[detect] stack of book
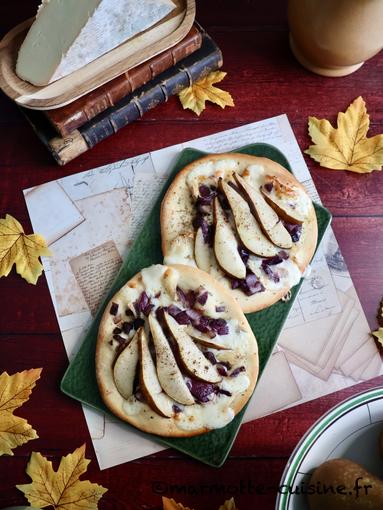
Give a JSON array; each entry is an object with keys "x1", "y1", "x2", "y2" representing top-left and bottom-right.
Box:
[{"x1": 22, "y1": 25, "x2": 223, "y2": 165}]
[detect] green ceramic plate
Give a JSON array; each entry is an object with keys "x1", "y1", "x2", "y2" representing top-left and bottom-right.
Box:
[{"x1": 61, "y1": 143, "x2": 332, "y2": 467}]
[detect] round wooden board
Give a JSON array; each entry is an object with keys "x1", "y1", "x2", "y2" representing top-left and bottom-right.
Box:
[{"x1": 0, "y1": 0, "x2": 195, "y2": 110}]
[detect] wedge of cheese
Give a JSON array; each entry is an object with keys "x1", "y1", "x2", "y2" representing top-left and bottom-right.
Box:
[{"x1": 16, "y1": 0, "x2": 176, "y2": 86}]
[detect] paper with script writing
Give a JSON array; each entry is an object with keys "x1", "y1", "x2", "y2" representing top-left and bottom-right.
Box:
[
  {"x1": 69, "y1": 241, "x2": 122, "y2": 317},
  {"x1": 24, "y1": 115, "x2": 382, "y2": 470}
]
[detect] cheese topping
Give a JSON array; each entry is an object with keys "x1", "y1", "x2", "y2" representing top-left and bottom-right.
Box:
[
  {"x1": 186, "y1": 158, "x2": 241, "y2": 198},
  {"x1": 247, "y1": 255, "x2": 302, "y2": 291},
  {"x1": 167, "y1": 161, "x2": 312, "y2": 297},
  {"x1": 164, "y1": 234, "x2": 196, "y2": 267},
  {"x1": 266, "y1": 185, "x2": 311, "y2": 219},
  {"x1": 103, "y1": 264, "x2": 255, "y2": 433},
  {"x1": 242, "y1": 164, "x2": 266, "y2": 188}
]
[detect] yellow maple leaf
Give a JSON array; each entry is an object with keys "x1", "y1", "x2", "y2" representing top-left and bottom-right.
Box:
[
  {"x1": 178, "y1": 71, "x2": 234, "y2": 116},
  {"x1": 0, "y1": 368, "x2": 42, "y2": 456},
  {"x1": 372, "y1": 327, "x2": 383, "y2": 347},
  {"x1": 0, "y1": 214, "x2": 52, "y2": 284},
  {"x1": 162, "y1": 497, "x2": 194, "y2": 510},
  {"x1": 305, "y1": 96, "x2": 383, "y2": 173},
  {"x1": 218, "y1": 498, "x2": 238, "y2": 510},
  {"x1": 17, "y1": 444, "x2": 108, "y2": 510}
]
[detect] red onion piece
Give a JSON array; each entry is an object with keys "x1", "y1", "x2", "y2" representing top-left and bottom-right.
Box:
[{"x1": 110, "y1": 302, "x2": 119, "y2": 315}]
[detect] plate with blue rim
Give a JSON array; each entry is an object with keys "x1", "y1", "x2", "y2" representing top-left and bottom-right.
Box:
[{"x1": 61, "y1": 143, "x2": 332, "y2": 467}]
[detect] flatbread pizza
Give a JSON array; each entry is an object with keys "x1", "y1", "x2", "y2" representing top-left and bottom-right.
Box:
[
  {"x1": 96, "y1": 264, "x2": 258, "y2": 437},
  {"x1": 161, "y1": 153, "x2": 318, "y2": 313}
]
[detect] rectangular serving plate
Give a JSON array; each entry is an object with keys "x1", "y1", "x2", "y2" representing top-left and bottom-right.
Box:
[{"x1": 61, "y1": 143, "x2": 332, "y2": 467}]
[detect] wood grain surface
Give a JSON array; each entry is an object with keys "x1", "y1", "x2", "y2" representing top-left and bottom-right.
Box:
[{"x1": 0, "y1": 1, "x2": 383, "y2": 509}]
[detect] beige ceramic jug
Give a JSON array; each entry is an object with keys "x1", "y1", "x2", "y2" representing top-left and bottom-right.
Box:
[{"x1": 288, "y1": 0, "x2": 383, "y2": 76}]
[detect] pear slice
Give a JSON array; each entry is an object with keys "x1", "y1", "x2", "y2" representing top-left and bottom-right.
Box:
[
  {"x1": 194, "y1": 227, "x2": 212, "y2": 272},
  {"x1": 138, "y1": 327, "x2": 174, "y2": 418},
  {"x1": 261, "y1": 181, "x2": 306, "y2": 224},
  {"x1": 165, "y1": 313, "x2": 222, "y2": 383},
  {"x1": 113, "y1": 331, "x2": 139, "y2": 399},
  {"x1": 220, "y1": 181, "x2": 279, "y2": 257},
  {"x1": 186, "y1": 327, "x2": 230, "y2": 350},
  {"x1": 148, "y1": 315, "x2": 194, "y2": 405},
  {"x1": 213, "y1": 197, "x2": 247, "y2": 279},
  {"x1": 234, "y1": 173, "x2": 292, "y2": 249}
]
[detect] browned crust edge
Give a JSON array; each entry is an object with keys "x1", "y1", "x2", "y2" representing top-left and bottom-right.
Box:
[
  {"x1": 96, "y1": 264, "x2": 259, "y2": 437},
  {"x1": 160, "y1": 153, "x2": 318, "y2": 313}
]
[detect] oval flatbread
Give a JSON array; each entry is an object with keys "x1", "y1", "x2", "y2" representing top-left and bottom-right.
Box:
[
  {"x1": 161, "y1": 153, "x2": 318, "y2": 313},
  {"x1": 96, "y1": 264, "x2": 258, "y2": 437}
]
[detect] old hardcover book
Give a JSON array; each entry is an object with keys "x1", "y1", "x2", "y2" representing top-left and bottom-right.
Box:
[
  {"x1": 46, "y1": 26, "x2": 202, "y2": 137},
  {"x1": 22, "y1": 33, "x2": 223, "y2": 165}
]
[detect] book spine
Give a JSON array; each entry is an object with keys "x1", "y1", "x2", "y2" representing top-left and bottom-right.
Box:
[
  {"x1": 81, "y1": 39, "x2": 223, "y2": 148},
  {"x1": 47, "y1": 35, "x2": 223, "y2": 165},
  {"x1": 46, "y1": 26, "x2": 202, "y2": 137}
]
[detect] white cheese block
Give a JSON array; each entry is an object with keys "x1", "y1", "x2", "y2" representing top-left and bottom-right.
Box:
[{"x1": 16, "y1": 0, "x2": 176, "y2": 86}]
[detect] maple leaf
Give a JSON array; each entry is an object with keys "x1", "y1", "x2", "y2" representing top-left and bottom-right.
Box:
[
  {"x1": 0, "y1": 214, "x2": 52, "y2": 284},
  {"x1": 372, "y1": 327, "x2": 383, "y2": 347},
  {"x1": 178, "y1": 71, "x2": 234, "y2": 116},
  {"x1": 162, "y1": 497, "x2": 194, "y2": 510},
  {"x1": 0, "y1": 368, "x2": 41, "y2": 456},
  {"x1": 17, "y1": 444, "x2": 108, "y2": 510},
  {"x1": 218, "y1": 498, "x2": 238, "y2": 510},
  {"x1": 305, "y1": 96, "x2": 383, "y2": 173}
]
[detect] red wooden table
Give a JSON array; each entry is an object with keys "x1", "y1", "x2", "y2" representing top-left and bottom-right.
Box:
[{"x1": 1, "y1": 1, "x2": 383, "y2": 509}]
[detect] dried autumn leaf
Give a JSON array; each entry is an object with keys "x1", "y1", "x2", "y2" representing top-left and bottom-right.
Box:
[
  {"x1": 0, "y1": 368, "x2": 41, "y2": 456},
  {"x1": 179, "y1": 71, "x2": 234, "y2": 116},
  {"x1": 162, "y1": 497, "x2": 194, "y2": 510},
  {"x1": 219, "y1": 498, "x2": 238, "y2": 510},
  {"x1": 17, "y1": 444, "x2": 107, "y2": 510},
  {"x1": 372, "y1": 327, "x2": 383, "y2": 347},
  {"x1": 305, "y1": 96, "x2": 383, "y2": 173},
  {"x1": 0, "y1": 214, "x2": 52, "y2": 284}
]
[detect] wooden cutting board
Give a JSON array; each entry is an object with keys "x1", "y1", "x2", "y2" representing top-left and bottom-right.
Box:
[{"x1": 0, "y1": 0, "x2": 195, "y2": 110}]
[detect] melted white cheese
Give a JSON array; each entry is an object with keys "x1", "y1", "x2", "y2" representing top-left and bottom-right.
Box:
[
  {"x1": 242, "y1": 164, "x2": 266, "y2": 188},
  {"x1": 186, "y1": 159, "x2": 241, "y2": 197},
  {"x1": 221, "y1": 373, "x2": 250, "y2": 394},
  {"x1": 122, "y1": 396, "x2": 143, "y2": 416},
  {"x1": 164, "y1": 235, "x2": 196, "y2": 267},
  {"x1": 248, "y1": 255, "x2": 302, "y2": 291},
  {"x1": 176, "y1": 400, "x2": 235, "y2": 430},
  {"x1": 141, "y1": 265, "x2": 167, "y2": 296},
  {"x1": 109, "y1": 264, "x2": 255, "y2": 432},
  {"x1": 266, "y1": 186, "x2": 311, "y2": 219},
  {"x1": 209, "y1": 320, "x2": 251, "y2": 353}
]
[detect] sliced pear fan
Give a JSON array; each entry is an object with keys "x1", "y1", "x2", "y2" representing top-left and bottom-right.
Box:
[
  {"x1": 220, "y1": 181, "x2": 279, "y2": 257},
  {"x1": 213, "y1": 197, "x2": 247, "y2": 279},
  {"x1": 148, "y1": 314, "x2": 195, "y2": 405},
  {"x1": 113, "y1": 331, "x2": 139, "y2": 399},
  {"x1": 233, "y1": 173, "x2": 292, "y2": 249},
  {"x1": 138, "y1": 327, "x2": 175, "y2": 418},
  {"x1": 165, "y1": 313, "x2": 222, "y2": 383}
]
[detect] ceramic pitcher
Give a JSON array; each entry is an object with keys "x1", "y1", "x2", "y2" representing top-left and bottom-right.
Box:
[{"x1": 288, "y1": 0, "x2": 383, "y2": 76}]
